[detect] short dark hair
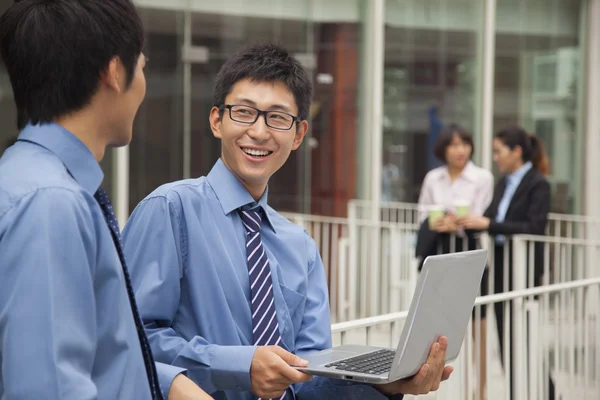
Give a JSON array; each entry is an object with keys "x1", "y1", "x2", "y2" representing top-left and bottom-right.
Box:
[
  {"x1": 213, "y1": 43, "x2": 313, "y2": 121},
  {"x1": 433, "y1": 123, "x2": 474, "y2": 163},
  {"x1": 0, "y1": 0, "x2": 144, "y2": 130}
]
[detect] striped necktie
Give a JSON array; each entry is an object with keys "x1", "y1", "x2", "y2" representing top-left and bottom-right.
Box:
[
  {"x1": 95, "y1": 188, "x2": 162, "y2": 400},
  {"x1": 239, "y1": 207, "x2": 288, "y2": 400}
]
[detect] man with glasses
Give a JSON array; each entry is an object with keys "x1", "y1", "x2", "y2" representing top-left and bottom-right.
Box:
[{"x1": 122, "y1": 43, "x2": 452, "y2": 400}]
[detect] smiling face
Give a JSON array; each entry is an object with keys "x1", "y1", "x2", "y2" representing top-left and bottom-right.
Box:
[{"x1": 209, "y1": 78, "x2": 308, "y2": 200}]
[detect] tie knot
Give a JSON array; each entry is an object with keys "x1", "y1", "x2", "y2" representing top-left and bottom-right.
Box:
[{"x1": 239, "y1": 207, "x2": 262, "y2": 233}]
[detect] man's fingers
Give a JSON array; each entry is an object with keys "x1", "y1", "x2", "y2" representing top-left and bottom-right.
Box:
[
  {"x1": 272, "y1": 346, "x2": 308, "y2": 367},
  {"x1": 278, "y1": 364, "x2": 313, "y2": 383},
  {"x1": 427, "y1": 342, "x2": 440, "y2": 361},
  {"x1": 266, "y1": 347, "x2": 312, "y2": 383},
  {"x1": 407, "y1": 363, "x2": 429, "y2": 388},
  {"x1": 437, "y1": 336, "x2": 449, "y2": 353},
  {"x1": 441, "y1": 366, "x2": 454, "y2": 381}
]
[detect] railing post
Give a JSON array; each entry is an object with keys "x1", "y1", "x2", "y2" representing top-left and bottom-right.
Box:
[
  {"x1": 348, "y1": 201, "x2": 359, "y2": 321},
  {"x1": 389, "y1": 225, "x2": 401, "y2": 313},
  {"x1": 527, "y1": 301, "x2": 540, "y2": 400},
  {"x1": 512, "y1": 236, "x2": 528, "y2": 400}
]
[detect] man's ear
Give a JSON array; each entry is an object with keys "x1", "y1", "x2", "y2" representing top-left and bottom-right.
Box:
[
  {"x1": 291, "y1": 120, "x2": 309, "y2": 151},
  {"x1": 100, "y1": 56, "x2": 122, "y2": 93},
  {"x1": 209, "y1": 106, "x2": 224, "y2": 139}
]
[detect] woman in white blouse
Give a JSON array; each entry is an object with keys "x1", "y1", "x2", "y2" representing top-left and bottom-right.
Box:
[
  {"x1": 417, "y1": 123, "x2": 493, "y2": 398},
  {"x1": 418, "y1": 124, "x2": 494, "y2": 227}
]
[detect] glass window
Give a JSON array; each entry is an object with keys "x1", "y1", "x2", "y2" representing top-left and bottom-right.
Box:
[
  {"x1": 174, "y1": 0, "x2": 366, "y2": 216},
  {"x1": 129, "y1": 6, "x2": 186, "y2": 209},
  {"x1": 383, "y1": 0, "x2": 484, "y2": 202},
  {"x1": 494, "y1": 0, "x2": 585, "y2": 213},
  {"x1": 0, "y1": 60, "x2": 18, "y2": 158},
  {"x1": 0, "y1": 0, "x2": 18, "y2": 157}
]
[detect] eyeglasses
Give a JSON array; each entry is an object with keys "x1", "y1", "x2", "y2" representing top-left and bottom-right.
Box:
[{"x1": 220, "y1": 104, "x2": 300, "y2": 131}]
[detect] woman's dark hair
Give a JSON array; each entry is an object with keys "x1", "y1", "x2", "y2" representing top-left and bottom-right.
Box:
[
  {"x1": 495, "y1": 125, "x2": 550, "y2": 175},
  {"x1": 433, "y1": 123, "x2": 474, "y2": 163}
]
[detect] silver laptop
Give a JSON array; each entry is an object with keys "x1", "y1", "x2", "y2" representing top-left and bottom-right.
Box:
[{"x1": 296, "y1": 249, "x2": 487, "y2": 384}]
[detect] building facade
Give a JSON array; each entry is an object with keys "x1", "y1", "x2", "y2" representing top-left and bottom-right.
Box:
[{"x1": 1, "y1": 0, "x2": 598, "y2": 224}]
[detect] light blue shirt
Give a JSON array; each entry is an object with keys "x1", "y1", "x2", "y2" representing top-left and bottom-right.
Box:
[
  {"x1": 495, "y1": 161, "x2": 533, "y2": 243},
  {"x1": 122, "y1": 159, "x2": 394, "y2": 400},
  {"x1": 0, "y1": 123, "x2": 183, "y2": 399}
]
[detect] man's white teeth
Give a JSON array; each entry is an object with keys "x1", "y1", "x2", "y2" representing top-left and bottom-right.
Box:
[{"x1": 243, "y1": 148, "x2": 270, "y2": 156}]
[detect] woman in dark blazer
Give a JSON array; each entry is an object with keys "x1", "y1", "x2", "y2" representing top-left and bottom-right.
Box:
[{"x1": 457, "y1": 125, "x2": 552, "y2": 399}]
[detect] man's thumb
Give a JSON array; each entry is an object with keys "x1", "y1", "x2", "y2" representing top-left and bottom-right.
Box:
[{"x1": 273, "y1": 347, "x2": 309, "y2": 367}]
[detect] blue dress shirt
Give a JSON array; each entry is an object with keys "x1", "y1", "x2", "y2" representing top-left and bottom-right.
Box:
[
  {"x1": 0, "y1": 123, "x2": 183, "y2": 399},
  {"x1": 495, "y1": 161, "x2": 533, "y2": 243},
  {"x1": 123, "y1": 159, "x2": 396, "y2": 400}
]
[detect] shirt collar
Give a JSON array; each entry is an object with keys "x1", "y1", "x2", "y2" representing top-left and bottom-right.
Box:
[
  {"x1": 17, "y1": 123, "x2": 104, "y2": 195},
  {"x1": 508, "y1": 161, "x2": 533, "y2": 184},
  {"x1": 439, "y1": 161, "x2": 477, "y2": 182},
  {"x1": 206, "y1": 158, "x2": 276, "y2": 233}
]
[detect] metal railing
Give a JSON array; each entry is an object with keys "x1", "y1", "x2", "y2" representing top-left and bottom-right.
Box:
[
  {"x1": 281, "y1": 210, "x2": 600, "y2": 322},
  {"x1": 281, "y1": 212, "x2": 418, "y2": 322},
  {"x1": 330, "y1": 277, "x2": 600, "y2": 400},
  {"x1": 281, "y1": 203, "x2": 600, "y2": 399},
  {"x1": 348, "y1": 199, "x2": 600, "y2": 242}
]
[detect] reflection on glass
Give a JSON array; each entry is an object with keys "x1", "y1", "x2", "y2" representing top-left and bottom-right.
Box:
[
  {"x1": 129, "y1": 7, "x2": 185, "y2": 210},
  {"x1": 494, "y1": 0, "x2": 584, "y2": 213},
  {"x1": 0, "y1": 63, "x2": 18, "y2": 159},
  {"x1": 186, "y1": 3, "x2": 365, "y2": 216},
  {"x1": 383, "y1": 0, "x2": 483, "y2": 203}
]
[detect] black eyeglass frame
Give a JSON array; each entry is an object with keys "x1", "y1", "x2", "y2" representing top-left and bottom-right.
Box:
[{"x1": 219, "y1": 104, "x2": 301, "y2": 131}]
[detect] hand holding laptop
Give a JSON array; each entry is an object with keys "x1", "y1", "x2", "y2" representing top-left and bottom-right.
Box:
[
  {"x1": 250, "y1": 346, "x2": 312, "y2": 399},
  {"x1": 376, "y1": 336, "x2": 453, "y2": 396}
]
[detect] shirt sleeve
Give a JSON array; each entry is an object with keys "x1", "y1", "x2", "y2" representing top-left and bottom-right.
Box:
[
  {"x1": 418, "y1": 172, "x2": 434, "y2": 223},
  {"x1": 122, "y1": 196, "x2": 257, "y2": 395},
  {"x1": 0, "y1": 189, "x2": 98, "y2": 399}
]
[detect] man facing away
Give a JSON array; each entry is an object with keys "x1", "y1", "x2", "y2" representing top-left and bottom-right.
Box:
[
  {"x1": 0, "y1": 1, "x2": 212, "y2": 399},
  {"x1": 122, "y1": 43, "x2": 453, "y2": 400}
]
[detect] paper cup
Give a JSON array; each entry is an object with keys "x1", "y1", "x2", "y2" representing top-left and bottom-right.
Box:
[
  {"x1": 428, "y1": 206, "x2": 444, "y2": 229},
  {"x1": 454, "y1": 201, "x2": 470, "y2": 217}
]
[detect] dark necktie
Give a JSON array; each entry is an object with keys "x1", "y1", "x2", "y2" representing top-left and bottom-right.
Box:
[
  {"x1": 239, "y1": 207, "x2": 288, "y2": 400},
  {"x1": 95, "y1": 188, "x2": 162, "y2": 400}
]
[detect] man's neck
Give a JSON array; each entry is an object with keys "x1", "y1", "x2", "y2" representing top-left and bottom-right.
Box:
[
  {"x1": 54, "y1": 111, "x2": 107, "y2": 162},
  {"x1": 244, "y1": 181, "x2": 267, "y2": 202}
]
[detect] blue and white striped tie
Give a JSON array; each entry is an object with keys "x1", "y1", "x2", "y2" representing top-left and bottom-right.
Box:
[{"x1": 239, "y1": 207, "x2": 288, "y2": 400}]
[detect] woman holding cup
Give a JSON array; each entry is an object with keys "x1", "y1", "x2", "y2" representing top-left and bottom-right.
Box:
[
  {"x1": 417, "y1": 123, "x2": 494, "y2": 250},
  {"x1": 417, "y1": 123, "x2": 494, "y2": 399}
]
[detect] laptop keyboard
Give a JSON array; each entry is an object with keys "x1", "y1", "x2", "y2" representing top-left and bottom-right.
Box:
[{"x1": 325, "y1": 349, "x2": 395, "y2": 375}]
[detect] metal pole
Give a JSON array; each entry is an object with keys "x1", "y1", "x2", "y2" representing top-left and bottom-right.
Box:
[
  {"x1": 114, "y1": 146, "x2": 130, "y2": 227},
  {"x1": 182, "y1": 5, "x2": 192, "y2": 179},
  {"x1": 367, "y1": 0, "x2": 385, "y2": 317},
  {"x1": 585, "y1": 0, "x2": 600, "y2": 277},
  {"x1": 369, "y1": 0, "x2": 384, "y2": 219},
  {"x1": 481, "y1": 0, "x2": 496, "y2": 171}
]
